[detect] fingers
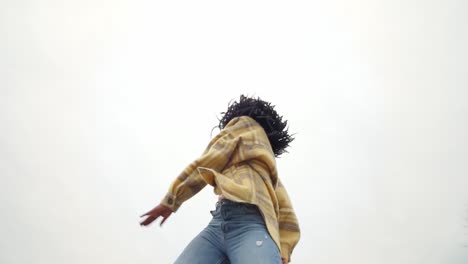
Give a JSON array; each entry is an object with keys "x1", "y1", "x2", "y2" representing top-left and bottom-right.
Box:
[
  {"x1": 140, "y1": 214, "x2": 170, "y2": 227},
  {"x1": 140, "y1": 204, "x2": 172, "y2": 227},
  {"x1": 140, "y1": 209, "x2": 155, "y2": 218},
  {"x1": 160, "y1": 215, "x2": 170, "y2": 226},
  {"x1": 140, "y1": 212, "x2": 149, "y2": 218},
  {"x1": 140, "y1": 214, "x2": 159, "y2": 226}
]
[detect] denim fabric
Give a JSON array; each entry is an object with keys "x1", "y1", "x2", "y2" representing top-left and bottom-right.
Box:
[{"x1": 174, "y1": 199, "x2": 282, "y2": 264}]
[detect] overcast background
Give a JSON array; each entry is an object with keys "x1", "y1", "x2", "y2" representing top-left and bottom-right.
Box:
[{"x1": 1, "y1": 1, "x2": 467, "y2": 263}]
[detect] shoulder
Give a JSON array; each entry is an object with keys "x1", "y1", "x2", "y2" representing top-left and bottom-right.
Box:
[
  {"x1": 225, "y1": 115, "x2": 260, "y2": 128},
  {"x1": 222, "y1": 116, "x2": 266, "y2": 138}
]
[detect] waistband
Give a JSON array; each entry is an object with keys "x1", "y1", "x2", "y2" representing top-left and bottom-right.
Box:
[{"x1": 216, "y1": 199, "x2": 258, "y2": 209}]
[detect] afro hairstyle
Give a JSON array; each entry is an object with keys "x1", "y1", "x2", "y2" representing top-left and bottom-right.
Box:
[{"x1": 218, "y1": 95, "x2": 294, "y2": 157}]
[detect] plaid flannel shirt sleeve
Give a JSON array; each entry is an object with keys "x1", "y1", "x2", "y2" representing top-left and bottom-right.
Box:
[
  {"x1": 276, "y1": 178, "x2": 301, "y2": 262},
  {"x1": 160, "y1": 125, "x2": 240, "y2": 212}
]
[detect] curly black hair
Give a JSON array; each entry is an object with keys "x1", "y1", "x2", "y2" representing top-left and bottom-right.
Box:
[{"x1": 218, "y1": 95, "x2": 294, "y2": 157}]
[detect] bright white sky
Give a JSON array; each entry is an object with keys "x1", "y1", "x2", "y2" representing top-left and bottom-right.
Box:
[{"x1": 1, "y1": 1, "x2": 467, "y2": 263}]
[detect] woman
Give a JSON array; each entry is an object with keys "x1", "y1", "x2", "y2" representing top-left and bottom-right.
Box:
[{"x1": 140, "y1": 95, "x2": 300, "y2": 263}]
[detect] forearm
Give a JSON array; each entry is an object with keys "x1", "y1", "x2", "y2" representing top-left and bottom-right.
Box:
[
  {"x1": 160, "y1": 127, "x2": 239, "y2": 212},
  {"x1": 160, "y1": 171, "x2": 207, "y2": 212}
]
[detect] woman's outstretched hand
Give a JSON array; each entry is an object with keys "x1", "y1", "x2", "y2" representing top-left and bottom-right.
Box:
[{"x1": 140, "y1": 204, "x2": 173, "y2": 226}]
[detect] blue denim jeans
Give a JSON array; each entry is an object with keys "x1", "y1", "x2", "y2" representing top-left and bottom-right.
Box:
[{"x1": 174, "y1": 199, "x2": 282, "y2": 264}]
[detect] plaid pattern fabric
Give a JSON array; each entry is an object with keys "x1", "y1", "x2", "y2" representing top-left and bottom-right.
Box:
[{"x1": 160, "y1": 116, "x2": 300, "y2": 261}]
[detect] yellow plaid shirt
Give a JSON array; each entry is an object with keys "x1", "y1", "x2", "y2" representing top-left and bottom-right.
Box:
[{"x1": 160, "y1": 116, "x2": 300, "y2": 261}]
